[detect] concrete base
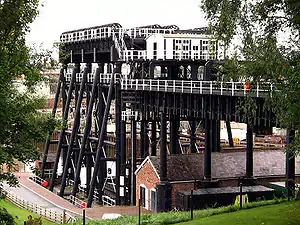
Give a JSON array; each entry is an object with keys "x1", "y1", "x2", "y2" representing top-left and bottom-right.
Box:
[{"x1": 156, "y1": 181, "x2": 172, "y2": 213}]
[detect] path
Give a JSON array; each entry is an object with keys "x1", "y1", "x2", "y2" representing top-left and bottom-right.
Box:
[
  {"x1": 14, "y1": 172, "x2": 149, "y2": 220},
  {"x1": 2, "y1": 182, "x2": 63, "y2": 215}
]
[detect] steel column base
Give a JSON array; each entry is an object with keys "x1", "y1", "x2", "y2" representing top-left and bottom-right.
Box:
[
  {"x1": 156, "y1": 181, "x2": 172, "y2": 213},
  {"x1": 199, "y1": 179, "x2": 219, "y2": 188},
  {"x1": 240, "y1": 177, "x2": 257, "y2": 186}
]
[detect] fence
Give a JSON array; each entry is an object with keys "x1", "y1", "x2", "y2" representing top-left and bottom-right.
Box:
[{"x1": 1, "y1": 189, "x2": 74, "y2": 224}]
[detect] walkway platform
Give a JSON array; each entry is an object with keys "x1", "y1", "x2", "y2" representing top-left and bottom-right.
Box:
[{"x1": 15, "y1": 173, "x2": 149, "y2": 220}]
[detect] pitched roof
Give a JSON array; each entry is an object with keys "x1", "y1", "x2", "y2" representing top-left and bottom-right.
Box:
[{"x1": 139, "y1": 150, "x2": 300, "y2": 182}]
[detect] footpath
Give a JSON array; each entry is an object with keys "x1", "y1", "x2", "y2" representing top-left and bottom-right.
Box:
[{"x1": 15, "y1": 172, "x2": 147, "y2": 220}]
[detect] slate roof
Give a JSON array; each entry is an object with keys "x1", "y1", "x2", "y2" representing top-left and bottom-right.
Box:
[{"x1": 146, "y1": 150, "x2": 300, "y2": 182}]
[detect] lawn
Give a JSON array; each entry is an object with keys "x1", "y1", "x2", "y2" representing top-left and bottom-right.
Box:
[
  {"x1": 0, "y1": 199, "x2": 56, "y2": 225},
  {"x1": 179, "y1": 200, "x2": 300, "y2": 225}
]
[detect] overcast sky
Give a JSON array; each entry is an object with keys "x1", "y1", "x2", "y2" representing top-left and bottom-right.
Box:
[{"x1": 27, "y1": 0, "x2": 207, "y2": 52}]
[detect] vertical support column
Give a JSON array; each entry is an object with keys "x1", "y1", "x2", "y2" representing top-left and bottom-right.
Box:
[
  {"x1": 115, "y1": 68, "x2": 122, "y2": 206},
  {"x1": 246, "y1": 123, "x2": 253, "y2": 179},
  {"x1": 140, "y1": 120, "x2": 148, "y2": 159},
  {"x1": 215, "y1": 120, "x2": 221, "y2": 152},
  {"x1": 130, "y1": 120, "x2": 137, "y2": 205},
  {"x1": 156, "y1": 112, "x2": 171, "y2": 212},
  {"x1": 226, "y1": 120, "x2": 234, "y2": 147},
  {"x1": 170, "y1": 120, "x2": 179, "y2": 154},
  {"x1": 140, "y1": 121, "x2": 145, "y2": 159},
  {"x1": 204, "y1": 117, "x2": 211, "y2": 180},
  {"x1": 190, "y1": 121, "x2": 197, "y2": 153},
  {"x1": 191, "y1": 64, "x2": 198, "y2": 80},
  {"x1": 151, "y1": 121, "x2": 157, "y2": 156},
  {"x1": 286, "y1": 129, "x2": 295, "y2": 197},
  {"x1": 211, "y1": 120, "x2": 221, "y2": 152},
  {"x1": 96, "y1": 63, "x2": 105, "y2": 203},
  {"x1": 120, "y1": 103, "x2": 126, "y2": 205}
]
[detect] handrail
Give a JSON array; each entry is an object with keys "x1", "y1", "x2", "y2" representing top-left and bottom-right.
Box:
[
  {"x1": 120, "y1": 79, "x2": 273, "y2": 97},
  {"x1": 1, "y1": 188, "x2": 77, "y2": 224},
  {"x1": 64, "y1": 71, "x2": 274, "y2": 97}
]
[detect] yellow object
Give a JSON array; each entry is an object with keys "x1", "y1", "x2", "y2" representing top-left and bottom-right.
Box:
[
  {"x1": 233, "y1": 137, "x2": 239, "y2": 144},
  {"x1": 234, "y1": 194, "x2": 249, "y2": 206}
]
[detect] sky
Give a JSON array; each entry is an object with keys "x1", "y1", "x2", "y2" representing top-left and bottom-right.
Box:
[{"x1": 27, "y1": 0, "x2": 207, "y2": 55}]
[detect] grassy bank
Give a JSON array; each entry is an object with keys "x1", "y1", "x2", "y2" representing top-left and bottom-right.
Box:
[
  {"x1": 0, "y1": 199, "x2": 56, "y2": 225},
  {"x1": 74, "y1": 198, "x2": 290, "y2": 225},
  {"x1": 179, "y1": 200, "x2": 300, "y2": 225}
]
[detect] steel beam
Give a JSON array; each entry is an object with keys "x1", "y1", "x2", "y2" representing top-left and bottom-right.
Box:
[
  {"x1": 130, "y1": 120, "x2": 137, "y2": 205},
  {"x1": 156, "y1": 112, "x2": 171, "y2": 212},
  {"x1": 59, "y1": 66, "x2": 88, "y2": 196},
  {"x1": 151, "y1": 121, "x2": 157, "y2": 156},
  {"x1": 86, "y1": 71, "x2": 115, "y2": 208},
  {"x1": 226, "y1": 120, "x2": 234, "y2": 147},
  {"x1": 49, "y1": 66, "x2": 77, "y2": 191},
  {"x1": 246, "y1": 123, "x2": 253, "y2": 178},
  {"x1": 170, "y1": 120, "x2": 179, "y2": 154},
  {"x1": 71, "y1": 67, "x2": 100, "y2": 197}
]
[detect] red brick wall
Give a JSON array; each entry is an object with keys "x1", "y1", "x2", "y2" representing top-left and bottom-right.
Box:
[{"x1": 136, "y1": 161, "x2": 159, "y2": 209}]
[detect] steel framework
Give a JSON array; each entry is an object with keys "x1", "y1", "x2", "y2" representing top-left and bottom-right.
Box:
[{"x1": 40, "y1": 27, "x2": 295, "y2": 212}]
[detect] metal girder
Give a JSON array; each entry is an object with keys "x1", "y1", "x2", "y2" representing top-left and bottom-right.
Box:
[
  {"x1": 59, "y1": 66, "x2": 89, "y2": 197},
  {"x1": 86, "y1": 71, "x2": 116, "y2": 207},
  {"x1": 49, "y1": 66, "x2": 78, "y2": 191}
]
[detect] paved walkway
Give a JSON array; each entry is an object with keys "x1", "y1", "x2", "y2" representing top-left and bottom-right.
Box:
[
  {"x1": 2, "y1": 182, "x2": 63, "y2": 215},
  {"x1": 15, "y1": 172, "x2": 149, "y2": 220}
]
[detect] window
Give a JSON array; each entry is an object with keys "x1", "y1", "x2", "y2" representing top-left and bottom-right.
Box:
[
  {"x1": 150, "y1": 189, "x2": 157, "y2": 211},
  {"x1": 140, "y1": 185, "x2": 146, "y2": 208},
  {"x1": 153, "y1": 42, "x2": 157, "y2": 60}
]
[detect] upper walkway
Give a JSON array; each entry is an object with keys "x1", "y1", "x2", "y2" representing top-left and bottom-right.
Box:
[{"x1": 64, "y1": 72, "x2": 273, "y2": 98}]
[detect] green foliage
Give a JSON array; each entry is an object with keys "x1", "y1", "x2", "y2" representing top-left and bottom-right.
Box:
[
  {"x1": 0, "y1": 207, "x2": 15, "y2": 225},
  {"x1": 0, "y1": 0, "x2": 59, "y2": 186},
  {"x1": 70, "y1": 199, "x2": 287, "y2": 225},
  {"x1": 201, "y1": 0, "x2": 300, "y2": 155}
]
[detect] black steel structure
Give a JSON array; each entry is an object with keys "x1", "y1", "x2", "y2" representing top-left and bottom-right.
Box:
[{"x1": 41, "y1": 23, "x2": 295, "y2": 211}]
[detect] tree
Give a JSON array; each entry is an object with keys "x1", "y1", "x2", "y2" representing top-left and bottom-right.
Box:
[
  {"x1": 200, "y1": 0, "x2": 300, "y2": 155},
  {"x1": 0, "y1": 0, "x2": 57, "y2": 188}
]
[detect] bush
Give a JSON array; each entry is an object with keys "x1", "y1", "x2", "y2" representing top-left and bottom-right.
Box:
[{"x1": 0, "y1": 207, "x2": 15, "y2": 225}]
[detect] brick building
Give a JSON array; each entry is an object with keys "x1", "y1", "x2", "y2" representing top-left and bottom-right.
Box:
[{"x1": 135, "y1": 149, "x2": 300, "y2": 211}]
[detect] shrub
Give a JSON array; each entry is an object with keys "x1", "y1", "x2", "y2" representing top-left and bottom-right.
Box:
[{"x1": 0, "y1": 207, "x2": 15, "y2": 225}]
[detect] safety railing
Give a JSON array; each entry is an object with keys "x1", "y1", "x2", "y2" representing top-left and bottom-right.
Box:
[
  {"x1": 121, "y1": 50, "x2": 147, "y2": 61},
  {"x1": 1, "y1": 189, "x2": 76, "y2": 224},
  {"x1": 30, "y1": 175, "x2": 48, "y2": 186},
  {"x1": 102, "y1": 195, "x2": 116, "y2": 206},
  {"x1": 66, "y1": 179, "x2": 86, "y2": 194},
  {"x1": 69, "y1": 195, "x2": 87, "y2": 208},
  {"x1": 120, "y1": 79, "x2": 273, "y2": 97}
]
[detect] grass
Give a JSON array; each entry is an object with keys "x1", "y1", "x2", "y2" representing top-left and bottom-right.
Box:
[
  {"x1": 0, "y1": 199, "x2": 56, "y2": 225},
  {"x1": 71, "y1": 198, "x2": 293, "y2": 225},
  {"x1": 179, "y1": 200, "x2": 300, "y2": 225}
]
